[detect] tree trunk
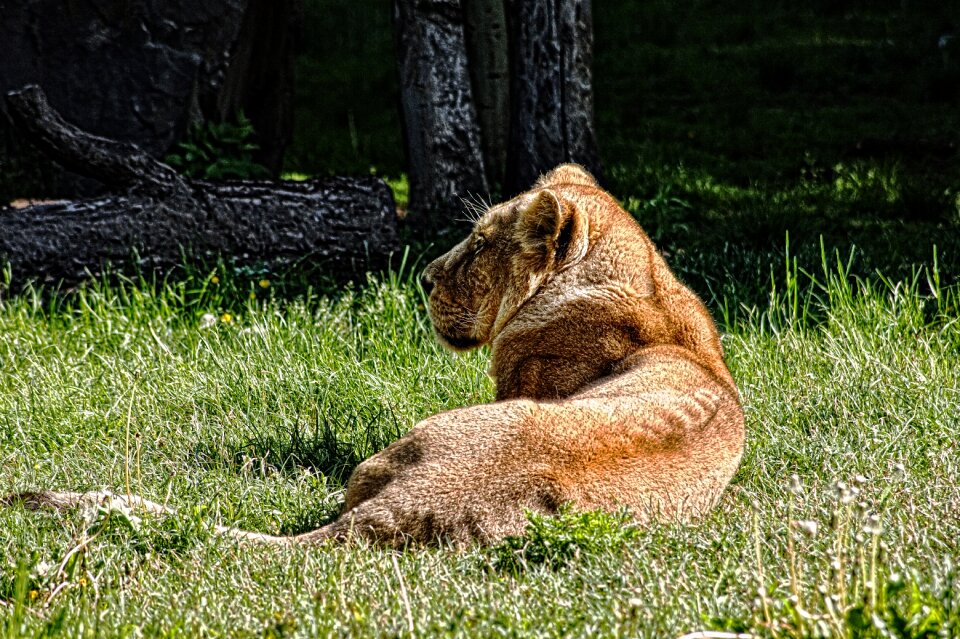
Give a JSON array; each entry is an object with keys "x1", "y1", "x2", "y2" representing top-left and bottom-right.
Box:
[
  {"x1": 0, "y1": 86, "x2": 398, "y2": 291},
  {"x1": 0, "y1": 0, "x2": 298, "y2": 202},
  {"x1": 216, "y1": 0, "x2": 303, "y2": 174},
  {"x1": 505, "y1": 0, "x2": 602, "y2": 196},
  {"x1": 0, "y1": 0, "x2": 245, "y2": 197},
  {"x1": 394, "y1": 0, "x2": 489, "y2": 233},
  {"x1": 464, "y1": 0, "x2": 510, "y2": 194}
]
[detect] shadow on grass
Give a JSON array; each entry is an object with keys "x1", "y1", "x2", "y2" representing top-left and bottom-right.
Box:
[{"x1": 190, "y1": 403, "x2": 404, "y2": 487}]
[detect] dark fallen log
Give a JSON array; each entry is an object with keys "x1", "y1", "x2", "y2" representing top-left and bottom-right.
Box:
[{"x1": 0, "y1": 85, "x2": 399, "y2": 290}]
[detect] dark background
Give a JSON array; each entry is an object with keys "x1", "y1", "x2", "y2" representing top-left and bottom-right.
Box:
[
  {"x1": 3, "y1": 0, "x2": 959, "y2": 307},
  {"x1": 291, "y1": 0, "x2": 960, "y2": 305}
]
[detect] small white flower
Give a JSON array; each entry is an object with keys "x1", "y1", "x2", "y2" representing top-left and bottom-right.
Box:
[
  {"x1": 796, "y1": 520, "x2": 818, "y2": 537},
  {"x1": 788, "y1": 474, "x2": 802, "y2": 494},
  {"x1": 834, "y1": 480, "x2": 855, "y2": 504},
  {"x1": 199, "y1": 313, "x2": 217, "y2": 329},
  {"x1": 863, "y1": 513, "x2": 883, "y2": 535},
  {"x1": 32, "y1": 560, "x2": 53, "y2": 577}
]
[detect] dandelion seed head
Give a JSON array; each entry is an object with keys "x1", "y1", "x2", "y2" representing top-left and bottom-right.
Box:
[
  {"x1": 864, "y1": 513, "x2": 883, "y2": 535},
  {"x1": 789, "y1": 474, "x2": 802, "y2": 494}
]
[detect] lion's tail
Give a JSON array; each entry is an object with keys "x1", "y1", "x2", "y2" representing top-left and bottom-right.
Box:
[
  {"x1": 3, "y1": 490, "x2": 343, "y2": 545},
  {"x1": 3, "y1": 490, "x2": 177, "y2": 514}
]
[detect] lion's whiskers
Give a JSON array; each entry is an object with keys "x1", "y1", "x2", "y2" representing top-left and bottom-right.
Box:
[{"x1": 458, "y1": 192, "x2": 492, "y2": 225}]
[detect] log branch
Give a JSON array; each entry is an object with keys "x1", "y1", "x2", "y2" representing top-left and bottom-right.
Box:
[
  {"x1": 5, "y1": 85, "x2": 188, "y2": 197},
  {"x1": 1, "y1": 86, "x2": 399, "y2": 290}
]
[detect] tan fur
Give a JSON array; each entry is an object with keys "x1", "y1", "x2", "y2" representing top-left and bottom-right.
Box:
[{"x1": 6, "y1": 165, "x2": 744, "y2": 547}]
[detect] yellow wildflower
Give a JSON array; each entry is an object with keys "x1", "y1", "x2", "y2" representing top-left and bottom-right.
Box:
[
  {"x1": 221, "y1": 313, "x2": 233, "y2": 323},
  {"x1": 258, "y1": 279, "x2": 270, "y2": 288}
]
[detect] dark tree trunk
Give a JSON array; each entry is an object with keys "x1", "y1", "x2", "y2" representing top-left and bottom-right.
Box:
[
  {"x1": 0, "y1": 86, "x2": 398, "y2": 291},
  {"x1": 394, "y1": 0, "x2": 489, "y2": 232},
  {"x1": 216, "y1": 0, "x2": 303, "y2": 174},
  {"x1": 394, "y1": 0, "x2": 601, "y2": 228},
  {"x1": 505, "y1": 0, "x2": 602, "y2": 196},
  {"x1": 464, "y1": 0, "x2": 510, "y2": 193},
  {"x1": 0, "y1": 0, "x2": 297, "y2": 201},
  {"x1": 0, "y1": 0, "x2": 245, "y2": 198}
]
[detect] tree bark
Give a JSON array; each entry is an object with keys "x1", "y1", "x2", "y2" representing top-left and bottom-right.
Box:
[
  {"x1": 394, "y1": 0, "x2": 489, "y2": 232},
  {"x1": 216, "y1": 0, "x2": 303, "y2": 174},
  {"x1": 505, "y1": 0, "x2": 602, "y2": 196},
  {"x1": 0, "y1": 0, "x2": 300, "y2": 201},
  {"x1": 0, "y1": 86, "x2": 399, "y2": 291},
  {"x1": 0, "y1": 0, "x2": 247, "y2": 198},
  {"x1": 464, "y1": 0, "x2": 510, "y2": 193}
]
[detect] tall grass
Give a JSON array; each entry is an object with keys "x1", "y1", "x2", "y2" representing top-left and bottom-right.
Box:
[{"x1": 1, "y1": 244, "x2": 958, "y2": 637}]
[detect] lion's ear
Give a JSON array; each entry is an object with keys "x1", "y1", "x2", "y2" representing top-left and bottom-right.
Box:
[{"x1": 517, "y1": 189, "x2": 589, "y2": 270}]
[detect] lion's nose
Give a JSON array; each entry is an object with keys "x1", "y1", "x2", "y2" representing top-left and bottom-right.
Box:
[{"x1": 420, "y1": 273, "x2": 435, "y2": 295}]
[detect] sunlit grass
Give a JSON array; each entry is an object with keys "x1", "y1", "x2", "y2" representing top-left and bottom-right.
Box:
[
  {"x1": 4, "y1": 2, "x2": 959, "y2": 632},
  {"x1": 1, "y1": 242, "x2": 958, "y2": 637}
]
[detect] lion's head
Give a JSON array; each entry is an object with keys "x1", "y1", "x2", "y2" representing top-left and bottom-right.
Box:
[{"x1": 421, "y1": 165, "x2": 596, "y2": 351}]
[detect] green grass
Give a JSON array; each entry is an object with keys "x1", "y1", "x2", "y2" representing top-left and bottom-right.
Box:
[
  {"x1": 1, "y1": 238, "x2": 958, "y2": 637},
  {"x1": 4, "y1": 3, "x2": 959, "y2": 634}
]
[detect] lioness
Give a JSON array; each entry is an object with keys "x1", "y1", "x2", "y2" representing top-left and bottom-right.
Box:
[{"x1": 8, "y1": 165, "x2": 744, "y2": 547}]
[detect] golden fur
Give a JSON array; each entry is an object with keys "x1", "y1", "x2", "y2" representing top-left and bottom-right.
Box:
[{"x1": 7, "y1": 165, "x2": 744, "y2": 547}]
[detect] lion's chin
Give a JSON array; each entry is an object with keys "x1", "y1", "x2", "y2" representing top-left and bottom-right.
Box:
[{"x1": 436, "y1": 331, "x2": 482, "y2": 351}]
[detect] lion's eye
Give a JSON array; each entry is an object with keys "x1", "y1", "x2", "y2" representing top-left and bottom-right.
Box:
[{"x1": 473, "y1": 235, "x2": 486, "y2": 252}]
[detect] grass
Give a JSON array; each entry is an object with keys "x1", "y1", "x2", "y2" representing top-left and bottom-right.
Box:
[
  {"x1": 1, "y1": 236, "x2": 958, "y2": 637},
  {"x1": 3, "y1": 3, "x2": 960, "y2": 635}
]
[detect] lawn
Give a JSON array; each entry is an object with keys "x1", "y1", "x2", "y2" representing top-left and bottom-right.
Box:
[
  {"x1": 4, "y1": 1, "x2": 960, "y2": 636},
  {"x1": 1, "y1": 235, "x2": 958, "y2": 637}
]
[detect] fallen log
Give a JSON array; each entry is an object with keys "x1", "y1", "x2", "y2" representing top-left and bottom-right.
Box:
[{"x1": 0, "y1": 85, "x2": 399, "y2": 290}]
